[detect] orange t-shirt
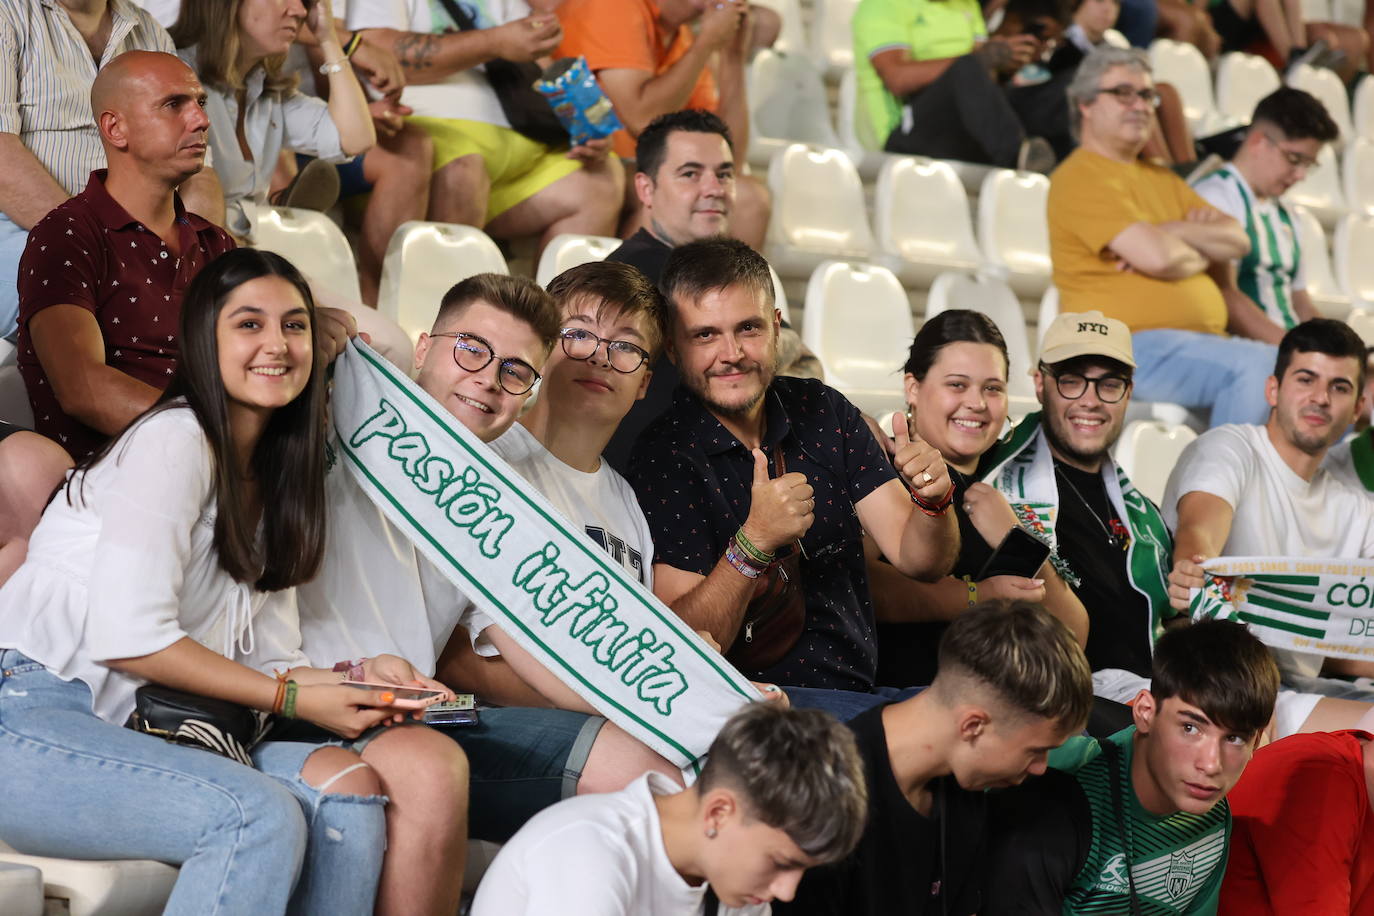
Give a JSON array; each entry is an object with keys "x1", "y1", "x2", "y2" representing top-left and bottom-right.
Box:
[
  {"x1": 556, "y1": 0, "x2": 719, "y2": 158},
  {"x1": 1048, "y1": 148, "x2": 1229, "y2": 335}
]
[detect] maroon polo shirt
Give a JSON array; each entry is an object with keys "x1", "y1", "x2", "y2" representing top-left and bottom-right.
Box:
[{"x1": 16, "y1": 170, "x2": 235, "y2": 458}]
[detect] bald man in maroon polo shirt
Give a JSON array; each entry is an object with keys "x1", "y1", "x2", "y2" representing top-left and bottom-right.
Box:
[{"x1": 14, "y1": 50, "x2": 233, "y2": 459}]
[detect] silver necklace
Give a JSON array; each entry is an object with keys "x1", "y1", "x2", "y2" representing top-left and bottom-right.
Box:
[{"x1": 1054, "y1": 465, "x2": 1125, "y2": 550}]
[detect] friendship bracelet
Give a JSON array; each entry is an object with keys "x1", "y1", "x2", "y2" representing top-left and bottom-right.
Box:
[
  {"x1": 733, "y1": 528, "x2": 775, "y2": 565},
  {"x1": 724, "y1": 541, "x2": 766, "y2": 579},
  {"x1": 282, "y1": 681, "x2": 299, "y2": 719},
  {"x1": 342, "y1": 31, "x2": 363, "y2": 58},
  {"x1": 910, "y1": 484, "x2": 955, "y2": 517},
  {"x1": 962, "y1": 575, "x2": 979, "y2": 607},
  {"x1": 272, "y1": 679, "x2": 288, "y2": 715}
]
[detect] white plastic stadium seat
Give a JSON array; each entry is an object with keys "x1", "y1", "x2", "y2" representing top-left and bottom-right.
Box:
[
  {"x1": 1215, "y1": 53, "x2": 1282, "y2": 126},
  {"x1": 976, "y1": 169, "x2": 1052, "y2": 297},
  {"x1": 1329, "y1": 0, "x2": 1364, "y2": 25},
  {"x1": 769, "y1": 264, "x2": 793, "y2": 327},
  {"x1": 765, "y1": 144, "x2": 875, "y2": 279},
  {"x1": 800, "y1": 261, "x2": 913, "y2": 414},
  {"x1": 378, "y1": 221, "x2": 509, "y2": 343},
  {"x1": 1348, "y1": 307, "x2": 1374, "y2": 344},
  {"x1": 1148, "y1": 39, "x2": 1217, "y2": 133},
  {"x1": 1354, "y1": 77, "x2": 1374, "y2": 142},
  {"x1": 534, "y1": 234, "x2": 622, "y2": 287},
  {"x1": 0, "y1": 861, "x2": 42, "y2": 916},
  {"x1": 1112, "y1": 420, "x2": 1198, "y2": 505},
  {"x1": 0, "y1": 338, "x2": 31, "y2": 428},
  {"x1": 1300, "y1": 0, "x2": 1332, "y2": 23},
  {"x1": 808, "y1": 0, "x2": 857, "y2": 80},
  {"x1": 0, "y1": 840, "x2": 176, "y2": 916},
  {"x1": 1293, "y1": 204, "x2": 1353, "y2": 317},
  {"x1": 835, "y1": 67, "x2": 887, "y2": 179},
  {"x1": 249, "y1": 204, "x2": 362, "y2": 306},
  {"x1": 747, "y1": 51, "x2": 843, "y2": 168},
  {"x1": 1334, "y1": 212, "x2": 1374, "y2": 306},
  {"x1": 924, "y1": 271, "x2": 1036, "y2": 401},
  {"x1": 1037, "y1": 285, "x2": 1060, "y2": 350},
  {"x1": 872, "y1": 157, "x2": 982, "y2": 287},
  {"x1": 1288, "y1": 63, "x2": 1353, "y2": 148},
  {"x1": 1342, "y1": 136, "x2": 1374, "y2": 215},
  {"x1": 1285, "y1": 143, "x2": 1347, "y2": 228}
]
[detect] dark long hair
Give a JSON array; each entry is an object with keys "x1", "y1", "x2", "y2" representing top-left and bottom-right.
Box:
[
  {"x1": 903, "y1": 309, "x2": 1010, "y2": 381},
  {"x1": 70, "y1": 249, "x2": 328, "y2": 591}
]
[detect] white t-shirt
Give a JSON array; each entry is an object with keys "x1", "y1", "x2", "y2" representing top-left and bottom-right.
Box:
[
  {"x1": 1162, "y1": 423, "x2": 1374, "y2": 678},
  {"x1": 347, "y1": 0, "x2": 529, "y2": 125},
  {"x1": 296, "y1": 433, "x2": 486, "y2": 674},
  {"x1": 472, "y1": 772, "x2": 770, "y2": 916},
  {"x1": 0, "y1": 408, "x2": 308, "y2": 724}
]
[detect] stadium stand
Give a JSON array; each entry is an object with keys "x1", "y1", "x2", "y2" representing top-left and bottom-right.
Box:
[
  {"x1": 872, "y1": 156, "x2": 984, "y2": 287},
  {"x1": 1293, "y1": 205, "x2": 1355, "y2": 317},
  {"x1": 800, "y1": 260, "x2": 912, "y2": 414},
  {"x1": 765, "y1": 144, "x2": 875, "y2": 279},
  {"x1": 378, "y1": 222, "x2": 510, "y2": 343},
  {"x1": 1113, "y1": 419, "x2": 1200, "y2": 504},
  {"x1": 976, "y1": 169, "x2": 1053, "y2": 298},
  {"x1": 747, "y1": 50, "x2": 843, "y2": 168},
  {"x1": 534, "y1": 234, "x2": 623, "y2": 287}
]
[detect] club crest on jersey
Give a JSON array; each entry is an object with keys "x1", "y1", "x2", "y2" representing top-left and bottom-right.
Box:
[{"x1": 1166, "y1": 849, "x2": 1197, "y2": 900}]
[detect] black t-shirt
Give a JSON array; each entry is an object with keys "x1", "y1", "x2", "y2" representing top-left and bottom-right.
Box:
[
  {"x1": 1053, "y1": 460, "x2": 1153, "y2": 678},
  {"x1": 875, "y1": 467, "x2": 993, "y2": 687},
  {"x1": 603, "y1": 229, "x2": 680, "y2": 473},
  {"x1": 982, "y1": 768, "x2": 1093, "y2": 915},
  {"x1": 777, "y1": 704, "x2": 986, "y2": 916}
]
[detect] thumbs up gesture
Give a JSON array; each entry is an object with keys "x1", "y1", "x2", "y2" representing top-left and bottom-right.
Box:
[
  {"x1": 892, "y1": 412, "x2": 952, "y2": 503},
  {"x1": 741, "y1": 448, "x2": 815, "y2": 555}
]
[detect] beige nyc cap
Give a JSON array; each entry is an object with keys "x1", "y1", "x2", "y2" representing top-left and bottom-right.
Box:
[{"x1": 1039, "y1": 310, "x2": 1136, "y2": 368}]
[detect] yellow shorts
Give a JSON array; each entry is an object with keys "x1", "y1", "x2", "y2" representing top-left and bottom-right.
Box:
[{"x1": 409, "y1": 116, "x2": 582, "y2": 222}]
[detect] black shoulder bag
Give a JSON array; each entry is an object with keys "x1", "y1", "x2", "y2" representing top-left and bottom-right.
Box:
[{"x1": 434, "y1": 0, "x2": 569, "y2": 147}]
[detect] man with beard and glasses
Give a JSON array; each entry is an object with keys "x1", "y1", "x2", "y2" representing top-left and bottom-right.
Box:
[
  {"x1": 980, "y1": 311, "x2": 1180, "y2": 687},
  {"x1": 1166, "y1": 319, "x2": 1374, "y2": 709},
  {"x1": 627, "y1": 238, "x2": 959, "y2": 702}
]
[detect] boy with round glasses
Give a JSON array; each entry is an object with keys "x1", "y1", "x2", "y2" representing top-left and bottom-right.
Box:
[
  {"x1": 439, "y1": 261, "x2": 787, "y2": 715},
  {"x1": 1191, "y1": 88, "x2": 1339, "y2": 342}
]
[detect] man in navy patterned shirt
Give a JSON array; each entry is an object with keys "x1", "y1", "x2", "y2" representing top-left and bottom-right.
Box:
[{"x1": 628, "y1": 238, "x2": 960, "y2": 694}]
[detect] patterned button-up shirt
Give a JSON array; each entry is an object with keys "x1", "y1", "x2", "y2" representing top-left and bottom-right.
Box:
[
  {"x1": 16, "y1": 170, "x2": 235, "y2": 458},
  {"x1": 627, "y1": 377, "x2": 897, "y2": 691}
]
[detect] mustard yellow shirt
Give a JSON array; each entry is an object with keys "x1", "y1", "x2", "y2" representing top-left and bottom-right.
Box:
[{"x1": 1048, "y1": 149, "x2": 1228, "y2": 336}]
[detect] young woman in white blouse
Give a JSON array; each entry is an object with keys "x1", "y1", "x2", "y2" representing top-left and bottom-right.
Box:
[{"x1": 0, "y1": 249, "x2": 465, "y2": 915}]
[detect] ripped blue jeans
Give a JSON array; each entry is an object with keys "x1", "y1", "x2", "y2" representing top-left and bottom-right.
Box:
[
  {"x1": 252, "y1": 739, "x2": 389, "y2": 916},
  {"x1": 0, "y1": 650, "x2": 305, "y2": 915}
]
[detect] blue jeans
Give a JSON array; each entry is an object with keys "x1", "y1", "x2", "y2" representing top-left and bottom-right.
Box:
[
  {"x1": 0, "y1": 650, "x2": 306, "y2": 915},
  {"x1": 251, "y1": 740, "x2": 388, "y2": 915},
  {"x1": 783, "y1": 685, "x2": 923, "y2": 720},
  {"x1": 0, "y1": 214, "x2": 26, "y2": 339},
  {"x1": 1132, "y1": 330, "x2": 1277, "y2": 427}
]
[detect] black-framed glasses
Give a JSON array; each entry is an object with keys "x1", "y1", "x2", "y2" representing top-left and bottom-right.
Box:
[
  {"x1": 1044, "y1": 367, "x2": 1131, "y2": 403},
  {"x1": 558, "y1": 327, "x2": 650, "y2": 374},
  {"x1": 429, "y1": 332, "x2": 541, "y2": 395},
  {"x1": 1094, "y1": 84, "x2": 1161, "y2": 108},
  {"x1": 1261, "y1": 131, "x2": 1320, "y2": 170}
]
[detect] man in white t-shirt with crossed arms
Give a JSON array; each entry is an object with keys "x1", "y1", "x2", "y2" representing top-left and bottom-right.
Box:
[{"x1": 1165, "y1": 318, "x2": 1374, "y2": 728}]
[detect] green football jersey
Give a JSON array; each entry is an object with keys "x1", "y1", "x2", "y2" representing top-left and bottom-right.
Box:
[{"x1": 1049, "y1": 728, "x2": 1231, "y2": 915}]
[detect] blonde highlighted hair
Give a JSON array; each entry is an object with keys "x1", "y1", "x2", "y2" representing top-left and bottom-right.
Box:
[{"x1": 169, "y1": 0, "x2": 303, "y2": 94}]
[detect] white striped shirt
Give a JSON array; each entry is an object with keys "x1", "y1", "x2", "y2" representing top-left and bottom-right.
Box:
[
  {"x1": 1192, "y1": 164, "x2": 1307, "y2": 330},
  {"x1": 0, "y1": 0, "x2": 174, "y2": 196}
]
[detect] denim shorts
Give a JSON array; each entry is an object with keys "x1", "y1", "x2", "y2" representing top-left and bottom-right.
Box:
[{"x1": 266, "y1": 705, "x2": 605, "y2": 842}]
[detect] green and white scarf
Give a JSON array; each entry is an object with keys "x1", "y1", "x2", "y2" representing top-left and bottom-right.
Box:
[
  {"x1": 1191, "y1": 557, "x2": 1374, "y2": 662},
  {"x1": 979, "y1": 413, "x2": 1176, "y2": 646},
  {"x1": 330, "y1": 342, "x2": 757, "y2": 771}
]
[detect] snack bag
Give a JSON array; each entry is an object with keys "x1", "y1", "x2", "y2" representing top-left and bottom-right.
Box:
[{"x1": 534, "y1": 56, "x2": 624, "y2": 147}]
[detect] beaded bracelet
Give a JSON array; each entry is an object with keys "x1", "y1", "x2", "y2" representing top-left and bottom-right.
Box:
[
  {"x1": 342, "y1": 31, "x2": 363, "y2": 58},
  {"x1": 961, "y1": 575, "x2": 979, "y2": 607},
  {"x1": 282, "y1": 681, "x2": 299, "y2": 719},
  {"x1": 733, "y1": 528, "x2": 775, "y2": 565},
  {"x1": 724, "y1": 540, "x2": 766, "y2": 579},
  {"x1": 910, "y1": 484, "x2": 955, "y2": 517}
]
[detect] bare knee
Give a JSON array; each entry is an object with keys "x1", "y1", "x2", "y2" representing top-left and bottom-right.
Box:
[
  {"x1": 302, "y1": 746, "x2": 382, "y2": 797},
  {"x1": 578, "y1": 723, "x2": 682, "y2": 795},
  {"x1": 0, "y1": 432, "x2": 71, "y2": 540},
  {"x1": 362, "y1": 725, "x2": 469, "y2": 800}
]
